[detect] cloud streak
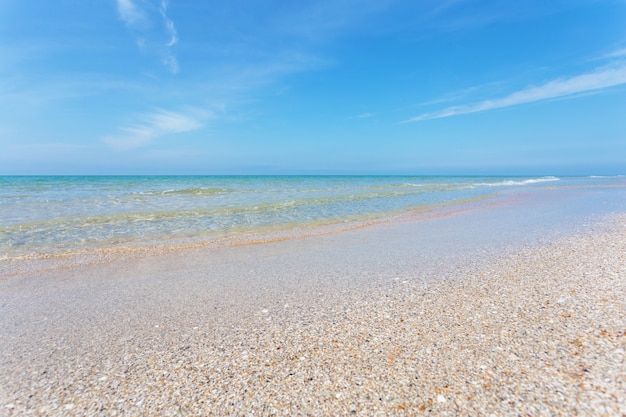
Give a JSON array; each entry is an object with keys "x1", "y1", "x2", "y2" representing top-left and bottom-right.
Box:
[
  {"x1": 159, "y1": 0, "x2": 178, "y2": 47},
  {"x1": 115, "y1": 0, "x2": 179, "y2": 73},
  {"x1": 103, "y1": 109, "x2": 205, "y2": 150},
  {"x1": 405, "y1": 63, "x2": 626, "y2": 122},
  {"x1": 116, "y1": 0, "x2": 145, "y2": 26},
  {"x1": 602, "y1": 47, "x2": 626, "y2": 59}
]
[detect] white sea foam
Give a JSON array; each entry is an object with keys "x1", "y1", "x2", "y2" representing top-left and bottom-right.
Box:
[
  {"x1": 402, "y1": 183, "x2": 427, "y2": 187},
  {"x1": 474, "y1": 176, "x2": 560, "y2": 187}
]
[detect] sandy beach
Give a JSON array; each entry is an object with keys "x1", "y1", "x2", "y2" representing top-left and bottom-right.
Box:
[
  {"x1": 3, "y1": 0, "x2": 626, "y2": 413},
  {"x1": 1, "y1": 191, "x2": 625, "y2": 416}
]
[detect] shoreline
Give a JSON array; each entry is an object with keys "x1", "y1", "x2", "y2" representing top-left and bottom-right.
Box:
[
  {"x1": 2, "y1": 177, "x2": 623, "y2": 275},
  {"x1": 0, "y1": 192, "x2": 500, "y2": 278},
  {"x1": 1, "y1": 189, "x2": 625, "y2": 415},
  {"x1": 0, "y1": 182, "x2": 617, "y2": 279}
]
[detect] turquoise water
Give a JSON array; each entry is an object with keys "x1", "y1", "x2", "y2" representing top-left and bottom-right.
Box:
[{"x1": 0, "y1": 175, "x2": 623, "y2": 257}]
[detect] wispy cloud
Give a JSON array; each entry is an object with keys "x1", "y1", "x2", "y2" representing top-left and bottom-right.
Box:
[
  {"x1": 158, "y1": 0, "x2": 179, "y2": 73},
  {"x1": 116, "y1": 0, "x2": 145, "y2": 26},
  {"x1": 159, "y1": 0, "x2": 178, "y2": 47},
  {"x1": 353, "y1": 112, "x2": 372, "y2": 119},
  {"x1": 115, "y1": 0, "x2": 179, "y2": 73},
  {"x1": 102, "y1": 109, "x2": 206, "y2": 150},
  {"x1": 603, "y1": 48, "x2": 626, "y2": 59},
  {"x1": 405, "y1": 63, "x2": 626, "y2": 122}
]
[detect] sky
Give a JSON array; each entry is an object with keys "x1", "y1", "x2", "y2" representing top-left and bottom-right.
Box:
[{"x1": 1, "y1": 0, "x2": 625, "y2": 175}]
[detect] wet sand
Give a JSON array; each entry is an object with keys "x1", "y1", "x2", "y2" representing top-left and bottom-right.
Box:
[{"x1": 1, "y1": 191, "x2": 625, "y2": 416}]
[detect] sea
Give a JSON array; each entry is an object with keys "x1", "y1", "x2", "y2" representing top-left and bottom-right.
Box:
[{"x1": 0, "y1": 175, "x2": 624, "y2": 260}]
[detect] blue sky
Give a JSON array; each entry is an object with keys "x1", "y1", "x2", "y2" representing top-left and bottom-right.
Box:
[{"x1": 1, "y1": 0, "x2": 625, "y2": 175}]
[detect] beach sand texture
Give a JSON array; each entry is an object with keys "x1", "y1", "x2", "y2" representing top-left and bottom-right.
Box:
[{"x1": 1, "y1": 211, "x2": 625, "y2": 415}]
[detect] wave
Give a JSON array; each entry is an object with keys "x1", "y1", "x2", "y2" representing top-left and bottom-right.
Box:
[
  {"x1": 161, "y1": 187, "x2": 232, "y2": 196},
  {"x1": 474, "y1": 176, "x2": 560, "y2": 187},
  {"x1": 0, "y1": 188, "x2": 435, "y2": 236},
  {"x1": 378, "y1": 177, "x2": 560, "y2": 191},
  {"x1": 135, "y1": 187, "x2": 232, "y2": 197}
]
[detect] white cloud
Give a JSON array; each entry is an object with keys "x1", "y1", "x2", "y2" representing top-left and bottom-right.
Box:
[
  {"x1": 116, "y1": 0, "x2": 144, "y2": 26},
  {"x1": 603, "y1": 48, "x2": 626, "y2": 59},
  {"x1": 159, "y1": 0, "x2": 178, "y2": 47},
  {"x1": 115, "y1": 0, "x2": 180, "y2": 74},
  {"x1": 162, "y1": 54, "x2": 179, "y2": 74},
  {"x1": 405, "y1": 63, "x2": 626, "y2": 122},
  {"x1": 103, "y1": 109, "x2": 205, "y2": 150}
]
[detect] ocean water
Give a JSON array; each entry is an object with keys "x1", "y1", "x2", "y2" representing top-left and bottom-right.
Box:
[{"x1": 0, "y1": 175, "x2": 623, "y2": 258}]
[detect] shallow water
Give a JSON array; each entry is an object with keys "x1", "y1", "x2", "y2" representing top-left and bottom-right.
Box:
[{"x1": 0, "y1": 175, "x2": 623, "y2": 258}]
